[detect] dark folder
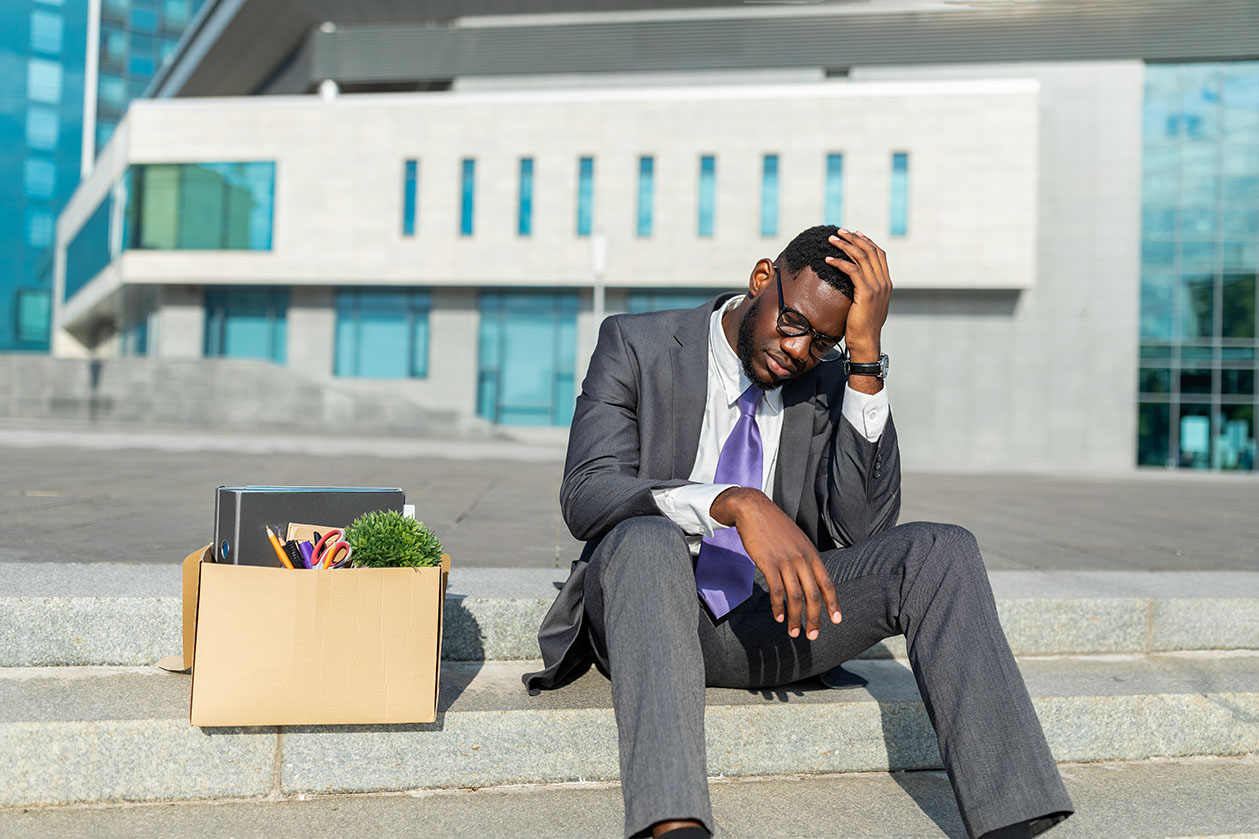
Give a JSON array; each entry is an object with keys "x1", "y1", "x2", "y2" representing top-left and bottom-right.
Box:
[{"x1": 213, "y1": 486, "x2": 405, "y2": 566}]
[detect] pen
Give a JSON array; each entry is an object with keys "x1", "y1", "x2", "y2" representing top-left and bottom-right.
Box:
[{"x1": 266, "y1": 525, "x2": 294, "y2": 569}]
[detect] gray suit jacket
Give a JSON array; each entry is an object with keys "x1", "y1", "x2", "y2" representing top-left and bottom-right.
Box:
[{"x1": 523, "y1": 294, "x2": 901, "y2": 693}]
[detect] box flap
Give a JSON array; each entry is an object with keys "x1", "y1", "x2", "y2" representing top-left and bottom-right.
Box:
[{"x1": 156, "y1": 546, "x2": 210, "y2": 673}]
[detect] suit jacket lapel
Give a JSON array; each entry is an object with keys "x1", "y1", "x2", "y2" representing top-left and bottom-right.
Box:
[
  {"x1": 670, "y1": 304, "x2": 713, "y2": 479},
  {"x1": 773, "y1": 374, "x2": 815, "y2": 520}
]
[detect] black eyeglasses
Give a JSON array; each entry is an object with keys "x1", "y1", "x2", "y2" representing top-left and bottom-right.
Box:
[{"x1": 774, "y1": 265, "x2": 844, "y2": 362}]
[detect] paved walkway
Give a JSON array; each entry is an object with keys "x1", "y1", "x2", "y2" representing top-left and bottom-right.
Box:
[{"x1": 1, "y1": 423, "x2": 1256, "y2": 570}]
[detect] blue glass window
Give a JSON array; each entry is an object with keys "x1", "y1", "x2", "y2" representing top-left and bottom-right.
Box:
[
  {"x1": 334, "y1": 289, "x2": 431, "y2": 378},
  {"x1": 576, "y1": 156, "x2": 594, "y2": 237},
  {"x1": 101, "y1": 26, "x2": 126, "y2": 66},
  {"x1": 26, "y1": 58, "x2": 62, "y2": 103},
  {"x1": 96, "y1": 120, "x2": 117, "y2": 153},
  {"x1": 15, "y1": 289, "x2": 52, "y2": 344},
  {"x1": 125, "y1": 162, "x2": 275, "y2": 250},
  {"x1": 636, "y1": 156, "x2": 654, "y2": 238},
  {"x1": 160, "y1": 37, "x2": 178, "y2": 62},
  {"x1": 26, "y1": 211, "x2": 55, "y2": 248},
  {"x1": 518, "y1": 157, "x2": 534, "y2": 236},
  {"x1": 824, "y1": 153, "x2": 844, "y2": 227},
  {"x1": 129, "y1": 54, "x2": 156, "y2": 76},
  {"x1": 26, "y1": 108, "x2": 59, "y2": 150},
  {"x1": 697, "y1": 155, "x2": 715, "y2": 238},
  {"x1": 203, "y1": 288, "x2": 288, "y2": 364},
  {"x1": 131, "y1": 7, "x2": 158, "y2": 32},
  {"x1": 24, "y1": 158, "x2": 56, "y2": 199},
  {"x1": 99, "y1": 74, "x2": 126, "y2": 108},
  {"x1": 162, "y1": 0, "x2": 192, "y2": 26},
  {"x1": 761, "y1": 154, "x2": 779, "y2": 238},
  {"x1": 30, "y1": 10, "x2": 64, "y2": 54},
  {"x1": 477, "y1": 292, "x2": 578, "y2": 426},
  {"x1": 402, "y1": 159, "x2": 417, "y2": 237},
  {"x1": 890, "y1": 152, "x2": 910, "y2": 236},
  {"x1": 65, "y1": 195, "x2": 114, "y2": 301},
  {"x1": 627, "y1": 291, "x2": 714, "y2": 314},
  {"x1": 460, "y1": 158, "x2": 475, "y2": 236}
]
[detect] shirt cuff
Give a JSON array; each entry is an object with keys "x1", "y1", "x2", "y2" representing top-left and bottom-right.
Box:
[
  {"x1": 841, "y1": 384, "x2": 889, "y2": 443},
  {"x1": 651, "y1": 484, "x2": 737, "y2": 538}
]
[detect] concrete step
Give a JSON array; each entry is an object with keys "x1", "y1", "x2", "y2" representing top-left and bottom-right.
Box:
[
  {"x1": 9, "y1": 755, "x2": 1259, "y2": 831},
  {"x1": 2, "y1": 565, "x2": 1258, "y2": 666},
  {"x1": 1, "y1": 652, "x2": 1257, "y2": 808},
  {"x1": 2, "y1": 756, "x2": 1256, "y2": 838}
]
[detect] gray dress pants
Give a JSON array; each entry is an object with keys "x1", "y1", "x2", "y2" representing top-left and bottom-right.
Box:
[{"x1": 582, "y1": 517, "x2": 1074, "y2": 839}]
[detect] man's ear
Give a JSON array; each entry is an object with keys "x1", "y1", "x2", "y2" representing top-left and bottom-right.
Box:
[{"x1": 747, "y1": 258, "x2": 775, "y2": 298}]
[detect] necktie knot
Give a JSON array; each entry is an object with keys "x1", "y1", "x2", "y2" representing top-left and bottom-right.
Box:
[{"x1": 737, "y1": 385, "x2": 761, "y2": 419}]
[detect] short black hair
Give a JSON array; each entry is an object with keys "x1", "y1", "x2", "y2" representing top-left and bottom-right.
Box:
[{"x1": 777, "y1": 224, "x2": 855, "y2": 300}]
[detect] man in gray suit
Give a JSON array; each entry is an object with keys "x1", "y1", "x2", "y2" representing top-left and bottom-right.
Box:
[{"x1": 524, "y1": 225, "x2": 1073, "y2": 839}]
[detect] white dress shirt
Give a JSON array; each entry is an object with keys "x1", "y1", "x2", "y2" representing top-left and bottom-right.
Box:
[{"x1": 651, "y1": 295, "x2": 889, "y2": 554}]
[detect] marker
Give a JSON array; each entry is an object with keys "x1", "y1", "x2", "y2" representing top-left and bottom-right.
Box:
[{"x1": 266, "y1": 525, "x2": 293, "y2": 569}]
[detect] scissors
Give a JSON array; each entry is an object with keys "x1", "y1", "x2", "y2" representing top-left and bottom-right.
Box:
[{"x1": 310, "y1": 529, "x2": 353, "y2": 569}]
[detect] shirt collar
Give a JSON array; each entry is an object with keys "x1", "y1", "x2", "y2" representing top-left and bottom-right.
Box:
[{"x1": 709, "y1": 295, "x2": 783, "y2": 415}]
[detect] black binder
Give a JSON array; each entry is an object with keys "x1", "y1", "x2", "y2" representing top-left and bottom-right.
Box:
[{"x1": 213, "y1": 486, "x2": 405, "y2": 566}]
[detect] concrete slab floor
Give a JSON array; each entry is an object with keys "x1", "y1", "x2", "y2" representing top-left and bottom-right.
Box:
[
  {"x1": 0, "y1": 756, "x2": 1254, "y2": 838},
  {"x1": 0, "y1": 426, "x2": 1256, "y2": 570}
]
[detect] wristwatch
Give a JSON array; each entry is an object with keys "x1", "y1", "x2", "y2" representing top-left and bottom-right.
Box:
[{"x1": 843, "y1": 352, "x2": 889, "y2": 380}]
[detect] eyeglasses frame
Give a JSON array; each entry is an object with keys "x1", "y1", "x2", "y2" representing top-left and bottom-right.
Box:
[{"x1": 773, "y1": 264, "x2": 844, "y2": 363}]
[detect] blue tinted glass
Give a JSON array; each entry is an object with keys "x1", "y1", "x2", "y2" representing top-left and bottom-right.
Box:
[
  {"x1": 203, "y1": 288, "x2": 287, "y2": 363},
  {"x1": 30, "y1": 10, "x2": 64, "y2": 54},
  {"x1": 26, "y1": 108, "x2": 59, "y2": 150},
  {"x1": 460, "y1": 158, "x2": 475, "y2": 236},
  {"x1": 890, "y1": 152, "x2": 909, "y2": 236},
  {"x1": 576, "y1": 156, "x2": 594, "y2": 237},
  {"x1": 627, "y1": 291, "x2": 714, "y2": 314},
  {"x1": 518, "y1": 157, "x2": 534, "y2": 236},
  {"x1": 163, "y1": 0, "x2": 191, "y2": 25},
  {"x1": 131, "y1": 7, "x2": 158, "y2": 31},
  {"x1": 99, "y1": 74, "x2": 126, "y2": 108},
  {"x1": 101, "y1": 26, "x2": 126, "y2": 64},
  {"x1": 1221, "y1": 64, "x2": 1259, "y2": 140},
  {"x1": 332, "y1": 290, "x2": 432, "y2": 378},
  {"x1": 824, "y1": 154, "x2": 843, "y2": 227},
  {"x1": 125, "y1": 162, "x2": 275, "y2": 250},
  {"x1": 26, "y1": 211, "x2": 55, "y2": 248},
  {"x1": 761, "y1": 154, "x2": 779, "y2": 238},
  {"x1": 160, "y1": 36, "x2": 177, "y2": 61},
  {"x1": 697, "y1": 155, "x2": 715, "y2": 238},
  {"x1": 637, "y1": 156, "x2": 653, "y2": 238},
  {"x1": 66, "y1": 195, "x2": 114, "y2": 301},
  {"x1": 128, "y1": 54, "x2": 156, "y2": 76},
  {"x1": 27, "y1": 58, "x2": 63, "y2": 103},
  {"x1": 402, "y1": 159, "x2": 417, "y2": 236},
  {"x1": 24, "y1": 158, "x2": 56, "y2": 198},
  {"x1": 97, "y1": 120, "x2": 117, "y2": 152},
  {"x1": 477, "y1": 292, "x2": 578, "y2": 426},
  {"x1": 16, "y1": 290, "x2": 52, "y2": 344}
]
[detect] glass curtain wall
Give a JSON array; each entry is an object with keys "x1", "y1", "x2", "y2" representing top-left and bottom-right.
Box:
[
  {"x1": 1138, "y1": 61, "x2": 1259, "y2": 471},
  {"x1": 1, "y1": 0, "x2": 88, "y2": 351},
  {"x1": 96, "y1": 0, "x2": 205, "y2": 152},
  {"x1": 203, "y1": 287, "x2": 288, "y2": 363},
  {"x1": 334, "y1": 289, "x2": 431, "y2": 379}
]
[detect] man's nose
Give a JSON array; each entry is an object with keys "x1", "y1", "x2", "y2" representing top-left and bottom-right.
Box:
[{"x1": 780, "y1": 334, "x2": 813, "y2": 366}]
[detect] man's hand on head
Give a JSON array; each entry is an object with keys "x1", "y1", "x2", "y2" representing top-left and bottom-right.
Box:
[
  {"x1": 710, "y1": 486, "x2": 842, "y2": 640},
  {"x1": 827, "y1": 229, "x2": 892, "y2": 395}
]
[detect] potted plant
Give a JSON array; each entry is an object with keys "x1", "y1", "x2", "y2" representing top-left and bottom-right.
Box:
[{"x1": 343, "y1": 509, "x2": 443, "y2": 568}]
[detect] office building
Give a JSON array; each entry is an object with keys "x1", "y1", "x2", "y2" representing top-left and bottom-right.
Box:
[
  {"x1": 49, "y1": 1, "x2": 1259, "y2": 473},
  {"x1": 0, "y1": 0, "x2": 202, "y2": 354}
]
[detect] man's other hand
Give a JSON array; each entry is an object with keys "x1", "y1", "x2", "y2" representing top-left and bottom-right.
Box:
[{"x1": 710, "y1": 486, "x2": 842, "y2": 639}]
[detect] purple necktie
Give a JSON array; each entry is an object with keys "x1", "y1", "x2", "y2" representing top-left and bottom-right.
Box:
[{"x1": 695, "y1": 384, "x2": 763, "y2": 619}]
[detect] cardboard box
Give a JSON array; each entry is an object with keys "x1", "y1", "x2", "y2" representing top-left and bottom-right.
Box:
[{"x1": 159, "y1": 546, "x2": 449, "y2": 727}]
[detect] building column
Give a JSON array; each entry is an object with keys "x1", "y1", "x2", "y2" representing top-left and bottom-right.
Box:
[
  {"x1": 287, "y1": 285, "x2": 336, "y2": 378},
  {"x1": 153, "y1": 285, "x2": 205, "y2": 358}
]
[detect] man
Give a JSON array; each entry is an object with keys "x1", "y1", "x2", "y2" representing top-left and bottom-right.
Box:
[{"x1": 524, "y1": 225, "x2": 1073, "y2": 839}]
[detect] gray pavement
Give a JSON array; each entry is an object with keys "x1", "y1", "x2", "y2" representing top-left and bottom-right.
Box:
[
  {"x1": 1, "y1": 422, "x2": 1257, "y2": 570},
  {"x1": 1, "y1": 757, "x2": 1255, "y2": 838}
]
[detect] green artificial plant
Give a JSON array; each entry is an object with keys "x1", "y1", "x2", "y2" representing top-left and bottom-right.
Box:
[{"x1": 344, "y1": 509, "x2": 444, "y2": 568}]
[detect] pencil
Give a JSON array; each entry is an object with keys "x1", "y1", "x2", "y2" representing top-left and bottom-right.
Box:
[{"x1": 266, "y1": 525, "x2": 294, "y2": 569}]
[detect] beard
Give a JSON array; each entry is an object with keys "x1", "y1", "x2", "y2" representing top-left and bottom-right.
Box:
[{"x1": 736, "y1": 295, "x2": 783, "y2": 391}]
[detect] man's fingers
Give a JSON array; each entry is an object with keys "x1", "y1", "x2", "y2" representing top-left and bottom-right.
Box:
[
  {"x1": 812, "y1": 555, "x2": 842, "y2": 624},
  {"x1": 798, "y1": 560, "x2": 824, "y2": 640},
  {"x1": 766, "y1": 568, "x2": 787, "y2": 624},
  {"x1": 782, "y1": 570, "x2": 805, "y2": 638}
]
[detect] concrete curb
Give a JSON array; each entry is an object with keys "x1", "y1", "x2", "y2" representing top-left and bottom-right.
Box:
[
  {"x1": 1, "y1": 654, "x2": 1256, "y2": 808},
  {"x1": 2, "y1": 593, "x2": 1258, "y2": 666}
]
